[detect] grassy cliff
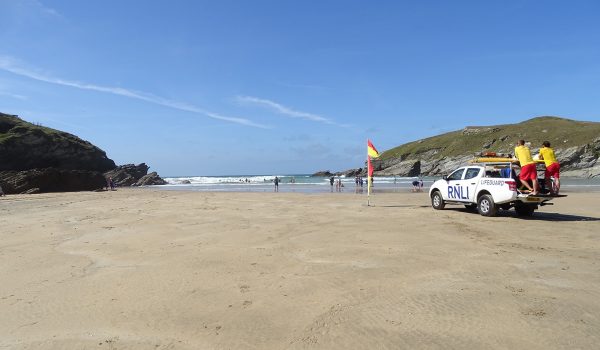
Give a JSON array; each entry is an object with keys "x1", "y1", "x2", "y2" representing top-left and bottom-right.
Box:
[
  {"x1": 0, "y1": 112, "x2": 116, "y2": 171},
  {"x1": 381, "y1": 116, "x2": 600, "y2": 160}
]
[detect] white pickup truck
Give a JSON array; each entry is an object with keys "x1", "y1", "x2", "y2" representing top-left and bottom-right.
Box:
[{"x1": 428, "y1": 161, "x2": 562, "y2": 217}]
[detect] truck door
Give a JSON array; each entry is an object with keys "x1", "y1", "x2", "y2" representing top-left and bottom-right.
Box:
[
  {"x1": 444, "y1": 168, "x2": 467, "y2": 201},
  {"x1": 464, "y1": 167, "x2": 481, "y2": 202}
]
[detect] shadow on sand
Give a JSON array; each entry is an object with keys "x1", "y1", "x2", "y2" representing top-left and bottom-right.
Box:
[
  {"x1": 451, "y1": 207, "x2": 600, "y2": 222},
  {"x1": 511, "y1": 211, "x2": 600, "y2": 222}
]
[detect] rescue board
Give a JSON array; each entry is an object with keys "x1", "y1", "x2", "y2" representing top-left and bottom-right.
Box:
[
  {"x1": 470, "y1": 157, "x2": 546, "y2": 163},
  {"x1": 471, "y1": 157, "x2": 515, "y2": 163}
]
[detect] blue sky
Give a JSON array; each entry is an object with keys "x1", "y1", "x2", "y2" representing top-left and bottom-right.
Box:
[{"x1": 1, "y1": 0, "x2": 599, "y2": 176}]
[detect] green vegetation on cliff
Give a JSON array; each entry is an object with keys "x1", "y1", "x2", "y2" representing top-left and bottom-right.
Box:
[
  {"x1": 381, "y1": 116, "x2": 600, "y2": 160},
  {"x1": 0, "y1": 112, "x2": 116, "y2": 171}
]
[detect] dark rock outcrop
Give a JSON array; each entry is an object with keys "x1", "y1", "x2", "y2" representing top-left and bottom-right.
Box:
[
  {"x1": 104, "y1": 163, "x2": 166, "y2": 187},
  {"x1": 104, "y1": 163, "x2": 150, "y2": 186},
  {"x1": 312, "y1": 170, "x2": 334, "y2": 177},
  {"x1": 134, "y1": 172, "x2": 167, "y2": 186},
  {"x1": 0, "y1": 169, "x2": 106, "y2": 194},
  {"x1": 338, "y1": 168, "x2": 363, "y2": 177}
]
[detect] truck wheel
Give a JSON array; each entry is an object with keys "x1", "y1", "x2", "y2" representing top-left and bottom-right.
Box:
[
  {"x1": 431, "y1": 191, "x2": 445, "y2": 210},
  {"x1": 477, "y1": 194, "x2": 498, "y2": 217},
  {"x1": 515, "y1": 203, "x2": 536, "y2": 217}
]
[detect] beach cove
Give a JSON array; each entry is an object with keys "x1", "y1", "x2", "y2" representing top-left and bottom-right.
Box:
[{"x1": 1, "y1": 189, "x2": 599, "y2": 349}]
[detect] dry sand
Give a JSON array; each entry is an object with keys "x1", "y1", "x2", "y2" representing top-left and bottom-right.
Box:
[{"x1": 1, "y1": 189, "x2": 599, "y2": 349}]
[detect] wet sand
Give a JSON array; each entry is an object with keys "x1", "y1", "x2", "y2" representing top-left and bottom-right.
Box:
[{"x1": 1, "y1": 189, "x2": 599, "y2": 349}]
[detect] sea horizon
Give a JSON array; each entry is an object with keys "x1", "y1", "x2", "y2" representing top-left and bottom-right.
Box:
[{"x1": 152, "y1": 174, "x2": 600, "y2": 194}]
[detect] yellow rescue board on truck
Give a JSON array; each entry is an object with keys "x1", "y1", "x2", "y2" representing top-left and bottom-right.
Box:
[
  {"x1": 471, "y1": 157, "x2": 515, "y2": 163},
  {"x1": 470, "y1": 157, "x2": 546, "y2": 163}
]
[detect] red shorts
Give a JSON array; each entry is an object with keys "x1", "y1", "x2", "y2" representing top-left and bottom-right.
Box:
[
  {"x1": 519, "y1": 163, "x2": 537, "y2": 181},
  {"x1": 545, "y1": 162, "x2": 560, "y2": 178}
]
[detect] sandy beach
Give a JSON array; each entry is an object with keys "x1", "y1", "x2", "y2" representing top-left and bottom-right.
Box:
[{"x1": 1, "y1": 189, "x2": 599, "y2": 349}]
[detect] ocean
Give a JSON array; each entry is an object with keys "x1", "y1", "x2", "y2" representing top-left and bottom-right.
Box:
[{"x1": 155, "y1": 175, "x2": 600, "y2": 193}]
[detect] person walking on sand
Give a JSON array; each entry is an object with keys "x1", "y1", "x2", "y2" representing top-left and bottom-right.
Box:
[
  {"x1": 514, "y1": 140, "x2": 538, "y2": 195},
  {"x1": 274, "y1": 176, "x2": 279, "y2": 192},
  {"x1": 539, "y1": 141, "x2": 560, "y2": 195},
  {"x1": 329, "y1": 176, "x2": 335, "y2": 192}
]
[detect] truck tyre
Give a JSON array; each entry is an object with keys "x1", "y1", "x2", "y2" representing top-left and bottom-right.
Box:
[
  {"x1": 431, "y1": 191, "x2": 445, "y2": 210},
  {"x1": 477, "y1": 194, "x2": 498, "y2": 217},
  {"x1": 515, "y1": 203, "x2": 536, "y2": 217}
]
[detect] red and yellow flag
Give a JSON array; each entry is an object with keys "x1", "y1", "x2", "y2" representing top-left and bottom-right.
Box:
[
  {"x1": 367, "y1": 139, "x2": 380, "y2": 201},
  {"x1": 367, "y1": 139, "x2": 379, "y2": 158}
]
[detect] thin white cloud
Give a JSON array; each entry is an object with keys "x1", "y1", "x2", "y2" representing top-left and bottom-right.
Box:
[
  {"x1": 32, "y1": 0, "x2": 62, "y2": 18},
  {"x1": 0, "y1": 90, "x2": 27, "y2": 100},
  {"x1": 0, "y1": 56, "x2": 269, "y2": 129},
  {"x1": 236, "y1": 95, "x2": 339, "y2": 126}
]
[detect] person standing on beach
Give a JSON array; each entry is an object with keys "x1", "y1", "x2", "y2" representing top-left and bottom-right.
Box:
[
  {"x1": 274, "y1": 176, "x2": 279, "y2": 192},
  {"x1": 514, "y1": 140, "x2": 538, "y2": 195},
  {"x1": 330, "y1": 176, "x2": 335, "y2": 191},
  {"x1": 412, "y1": 179, "x2": 419, "y2": 192},
  {"x1": 539, "y1": 141, "x2": 560, "y2": 194}
]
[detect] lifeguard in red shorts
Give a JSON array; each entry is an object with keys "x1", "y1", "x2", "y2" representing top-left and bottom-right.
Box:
[
  {"x1": 539, "y1": 141, "x2": 560, "y2": 195},
  {"x1": 514, "y1": 140, "x2": 539, "y2": 195}
]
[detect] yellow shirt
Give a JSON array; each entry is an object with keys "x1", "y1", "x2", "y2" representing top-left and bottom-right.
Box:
[
  {"x1": 514, "y1": 145, "x2": 535, "y2": 166},
  {"x1": 539, "y1": 146, "x2": 558, "y2": 167}
]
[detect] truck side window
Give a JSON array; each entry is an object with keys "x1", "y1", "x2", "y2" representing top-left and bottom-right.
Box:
[
  {"x1": 465, "y1": 168, "x2": 480, "y2": 180},
  {"x1": 447, "y1": 169, "x2": 465, "y2": 181}
]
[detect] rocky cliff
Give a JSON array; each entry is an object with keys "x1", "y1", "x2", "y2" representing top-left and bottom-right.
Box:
[
  {"x1": 331, "y1": 117, "x2": 600, "y2": 178},
  {"x1": 0, "y1": 113, "x2": 116, "y2": 171},
  {"x1": 0, "y1": 113, "x2": 166, "y2": 194}
]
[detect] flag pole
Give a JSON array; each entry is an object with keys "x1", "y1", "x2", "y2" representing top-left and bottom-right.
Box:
[
  {"x1": 367, "y1": 141, "x2": 371, "y2": 206},
  {"x1": 366, "y1": 139, "x2": 379, "y2": 207}
]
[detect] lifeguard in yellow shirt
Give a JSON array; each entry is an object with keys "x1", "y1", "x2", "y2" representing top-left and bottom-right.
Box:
[
  {"x1": 514, "y1": 139, "x2": 539, "y2": 195},
  {"x1": 539, "y1": 141, "x2": 560, "y2": 195}
]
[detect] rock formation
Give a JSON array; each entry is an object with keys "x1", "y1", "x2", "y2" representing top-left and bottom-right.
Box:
[
  {"x1": 0, "y1": 113, "x2": 166, "y2": 194},
  {"x1": 0, "y1": 169, "x2": 106, "y2": 194},
  {"x1": 0, "y1": 113, "x2": 115, "y2": 172},
  {"x1": 104, "y1": 164, "x2": 167, "y2": 187}
]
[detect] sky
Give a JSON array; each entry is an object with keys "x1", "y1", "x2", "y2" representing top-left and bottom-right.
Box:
[{"x1": 1, "y1": 0, "x2": 599, "y2": 176}]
